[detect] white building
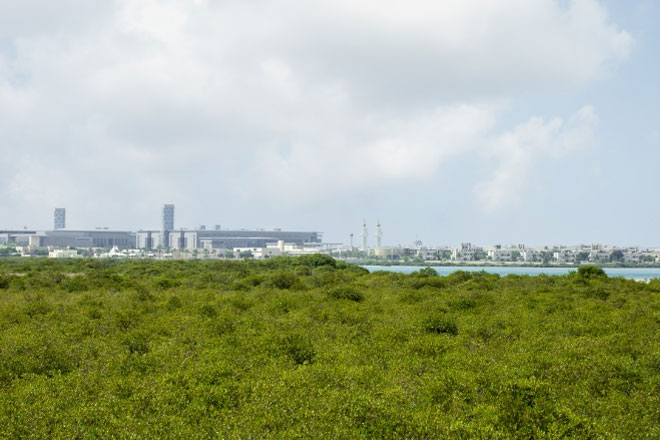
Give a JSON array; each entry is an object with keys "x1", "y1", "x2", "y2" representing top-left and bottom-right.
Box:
[
  {"x1": 554, "y1": 250, "x2": 575, "y2": 263},
  {"x1": 488, "y1": 246, "x2": 514, "y2": 262},
  {"x1": 451, "y1": 243, "x2": 482, "y2": 261},
  {"x1": 589, "y1": 251, "x2": 611, "y2": 263},
  {"x1": 521, "y1": 249, "x2": 542, "y2": 262},
  {"x1": 49, "y1": 249, "x2": 79, "y2": 258}
]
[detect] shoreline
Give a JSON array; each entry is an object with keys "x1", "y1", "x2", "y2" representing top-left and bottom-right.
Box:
[{"x1": 342, "y1": 259, "x2": 660, "y2": 269}]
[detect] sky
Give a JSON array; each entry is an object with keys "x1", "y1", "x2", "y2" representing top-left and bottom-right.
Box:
[{"x1": 0, "y1": 0, "x2": 658, "y2": 247}]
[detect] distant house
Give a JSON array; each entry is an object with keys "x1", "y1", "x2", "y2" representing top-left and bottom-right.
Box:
[
  {"x1": 451, "y1": 243, "x2": 482, "y2": 261},
  {"x1": 49, "y1": 249, "x2": 80, "y2": 259},
  {"x1": 554, "y1": 250, "x2": 575, "y2": 263},
  {"x1": 589, "y1": 251, "x2": 611, "y2": 263}
]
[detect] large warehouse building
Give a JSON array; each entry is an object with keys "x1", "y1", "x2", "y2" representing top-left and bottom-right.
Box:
[
  {"x1": 2, "y1": 204, "x2": 322, "y2": 251},
  {"x1": 136, "y1": 228, "x2": 322, "y2": 250},
  {"x1": 35, "y1": 230, "x2": 136, "y2": 249},
  {"x1": 136, "y1": 204, "x2": 322, "y2": 250}
]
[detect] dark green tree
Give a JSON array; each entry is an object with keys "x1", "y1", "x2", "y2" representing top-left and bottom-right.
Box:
[
  {"x1": 474, "y1": 251, "x2": 488, "y2": 261},
  {"x1": 578, "y1": 265, "x2": 607, "y2": 279},
  {"x1": 541, "y1": 251, "x2": 553, "y2": 265},
  {"x1": 239, "y1": 250, "x2": 254, "y2": 259}
]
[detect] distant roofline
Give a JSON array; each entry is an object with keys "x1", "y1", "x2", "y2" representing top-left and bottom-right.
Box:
[
  {"x1": 137, "y1": 229, "x2": 322, "y2": 234},
  {"x1": 0, "y1": 230, "x2": 38, "y2": 234},
  {"x1": 44, "y1": 230, "x2": 136, "y2": 233}
]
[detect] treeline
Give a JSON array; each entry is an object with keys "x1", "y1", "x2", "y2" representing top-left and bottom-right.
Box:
[{"x1": 0, "y1": 257, "x2": 659, "y2": 439}]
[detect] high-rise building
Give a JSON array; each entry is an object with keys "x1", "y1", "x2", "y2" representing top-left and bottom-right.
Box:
[
  {"x1": 54, "y1": 208, "x2": 66, "y2": 230},
  {"x1": 161, "y1": 204, "x2": 174, "y2": 248}
]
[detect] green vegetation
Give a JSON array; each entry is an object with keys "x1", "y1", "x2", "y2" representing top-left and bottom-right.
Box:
[
  {"x1": 0, "y1": 258, "x2": 659, "y2": 439},
  {"x1": 0, "y1": 247, "x2": 18, "y2": 257}
]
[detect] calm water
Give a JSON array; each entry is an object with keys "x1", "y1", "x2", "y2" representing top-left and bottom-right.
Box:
[{"x1": 361, "y1": 265, "x2": 660, "y2": 281}]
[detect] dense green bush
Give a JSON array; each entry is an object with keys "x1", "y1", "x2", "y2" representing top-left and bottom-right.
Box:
[
  {"x1": 327, "y1": 285, "x2": 364, "y2": 302},
  {"x1": 423, "y1": 316, "x2": 459, "y2": 335},
  {"x1": 578, "y1": 264, "x2": 607, "y2": 279},
  {"x1": 296, "y1": 253, "x2": 337, "y2": 268},
  {"x1": 281, "y1": 334, "x2": 316, "y2": 365},
  {"x1": 417, "y1": 267, "x2": 438, "y2": 277},
  {"x1": 232, "y1": 273, "x2": 263, "y2": 290},
  {"x1": 0, "y1": 257, "x2": 658, "y2": 439},
  {"x1": 264, "y1": 271, "x2": 301, "y2": 289}
]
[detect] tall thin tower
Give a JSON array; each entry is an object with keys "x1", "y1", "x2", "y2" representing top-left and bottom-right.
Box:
[
  {"x1": 161, "y1": 204, "x2": 175, "y2": 248},
  {"x1": 54, "y1": 208, "x2": 65, "y2": 230},
  {"x1": 376, "y1": 219, "x2": 382, "y2": 250},
  {"x1": 362, "y1": 219, "x2": 368, "y2": 253}
]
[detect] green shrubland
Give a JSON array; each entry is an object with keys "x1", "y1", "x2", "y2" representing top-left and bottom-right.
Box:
[{"x1": 0, "y1": 258, "x2": 659, "y2": 439}]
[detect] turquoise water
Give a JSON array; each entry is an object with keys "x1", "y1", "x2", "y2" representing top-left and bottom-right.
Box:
[{"x1": 361, "y1": 265, "x2": 660, "y2": 281}]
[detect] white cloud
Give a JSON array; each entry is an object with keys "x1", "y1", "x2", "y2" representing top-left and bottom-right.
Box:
[
  {"x1": 475, "y1": 105, "x2": 598, "y2": 212},
  {"x1": 0, "y1": 0, "x2": 631, "y2": 227},
  {"x1": 248, "y1": 104, "x2": 495, "y2": 202}
]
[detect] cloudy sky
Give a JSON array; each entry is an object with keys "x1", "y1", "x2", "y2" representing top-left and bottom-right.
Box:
[{"x1": 1, "y1": 0, "x2": 658, "y2": 247}]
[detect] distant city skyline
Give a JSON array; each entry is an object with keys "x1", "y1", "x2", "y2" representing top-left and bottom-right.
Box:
[
  {"x1": 1, "y1": 1, "x2": 658, "y2": 247},
  {"x1": 2, "y1": 204, "x2": 657, "y2": 250}
]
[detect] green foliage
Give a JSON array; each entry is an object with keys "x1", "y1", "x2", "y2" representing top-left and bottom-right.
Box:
[
  {"x1": 166, "y1": 295, "x2": 182, "y2": 310},
  {"x1": 155, "y1": 276, "x2": 182, "y2": 289},
  {"x1": 327, "y1": 285, "x2": 364, "y2": 302},
  {"x1": 264, "y1": 271, "x2": 301, "y2": 290},
  {"x1": 576, "y1": 251, "x2": 590, "y2": 262},
  {"x1": 281, "y1": 334, "x2": 316, "y2": 365},
  {"x1": 232, "y1": 273, "x2": 264, "y2": 290},
  {"x1": 296, "y1": 253, "x2": 337, "y2": 268},
  {"x1": 423, "y1": 316, "x2": 459, "y2": 336},
  {"x1": 416, "y1": 267, "x2": 438, "y2": 277},
  {"x1": 0, "y1": 249, "x2": 12, "y2": 257},
  {"x1": 59, "y1": 275, "x2": 89, "y2": 293},
  {"x1": 238, "y1": 250, "x2": 253, "y2": 259},
  {"x1": 0, "y1": 257, "x2": 658, "y2": 439},
  {"x1": 611, "y1": 250, "x2": 624, "y2": 262},
  {"x1": 199, "y1": 304, "x2": 217, "y2": 318},
  {"x1": 578, "y1": 264, "x2": 607, "y2": 279}
]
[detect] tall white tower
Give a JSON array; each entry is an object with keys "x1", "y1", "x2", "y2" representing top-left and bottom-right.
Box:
[
  {"x1": 362, "y1": 219, "x2": 368, "y2": 253},
  {"x1": 376, "y1": 219, "x2": 382, "y2": 250}
]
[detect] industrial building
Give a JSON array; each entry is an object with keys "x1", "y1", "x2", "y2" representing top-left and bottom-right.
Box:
[
  {"x1": 135, "y1": 204, "x2": 322, "y2": 250},
  {"x1": 0, "y1": 229, "x2": 135, "y2": 249},
  {"x1": 0, "y1": 230, "x2": 38, "y2": 245},
  {"x1": 1, "y1": 203, "x2": 322, "y2": 252},
  {"x1": 136, "y1": 228, "x2": 322, "y2": 250},
  {"x1": 30, "y1": 230, "x2": 136, "y2": 249}
]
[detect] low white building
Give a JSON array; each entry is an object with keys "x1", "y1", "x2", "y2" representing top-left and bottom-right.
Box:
[
  {"x1": 489, "y1": 247, "x2": 513, "y2": 262},
  {"x1": 589, "y1": 251, "x2": 611, "y2": 263},
  {"x1": 49, "y1": 249, "x2": 80, "y2": 258},
  {"x1": 233, "y1": 247, "x2": 281, "y2": 259},
  {"x1": 521, "y1": 249, "x2": 542, "y2": 262},
  {"x1": 554, "y1": 250, "x2": 575, "y2": 263},
  {"x1": 451, "y1": 243, "x2": 482, "y2": 261},
  {"x1": 233, "y1": 241, "x2": 329, "y2": 259},
  {"x1": 623, "y1": 248, "x2": 640, "y2": 263}
]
